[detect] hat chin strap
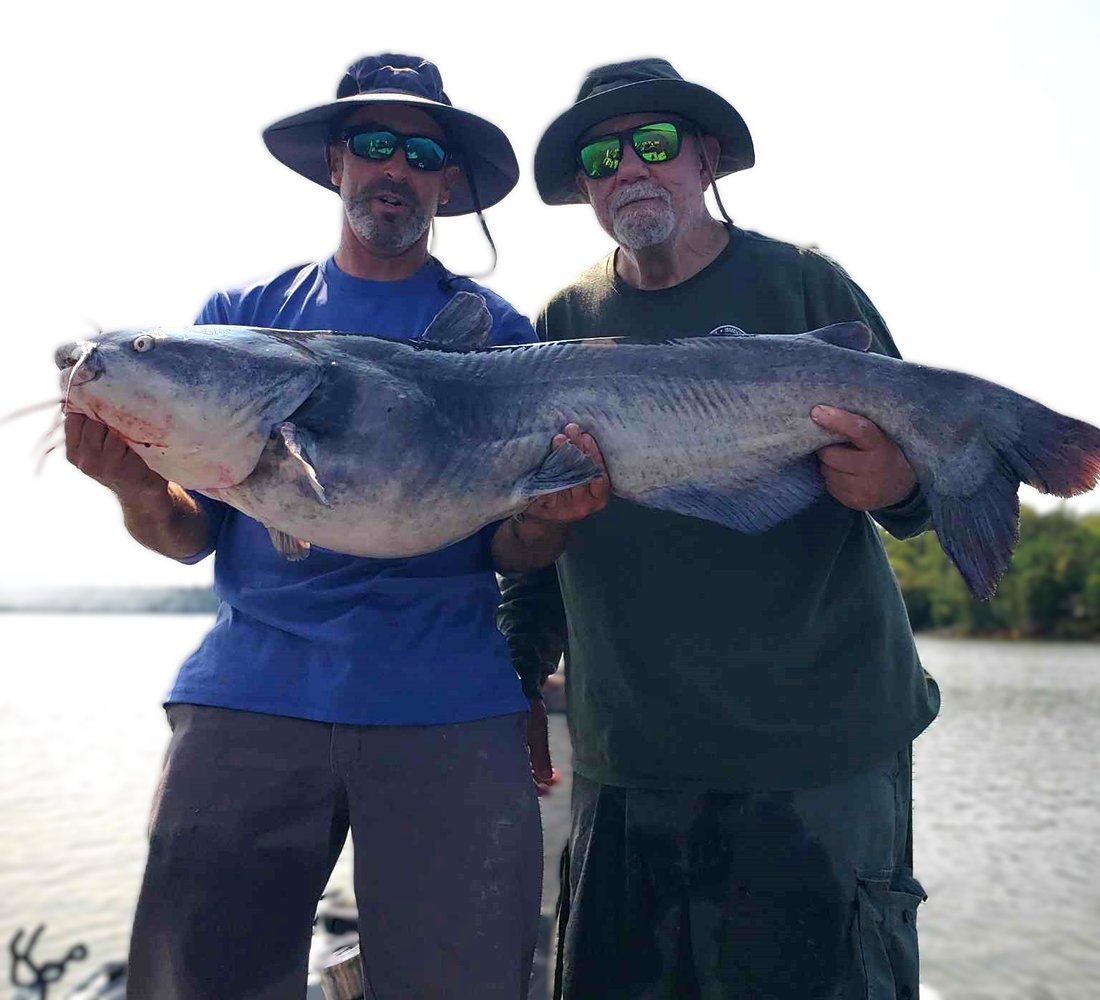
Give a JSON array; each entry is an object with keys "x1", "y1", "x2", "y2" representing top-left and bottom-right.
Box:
[
  {"x1": 434, "y1": 152, "x2": 498, "y2": 279},
  {"x1": 700, "y1": 142, "x2": 735, "y2": 228}
]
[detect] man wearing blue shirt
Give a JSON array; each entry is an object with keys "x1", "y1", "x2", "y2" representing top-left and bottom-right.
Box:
[{"x1": 63, "y1": 55, "x2": 606, "y2": 1000}]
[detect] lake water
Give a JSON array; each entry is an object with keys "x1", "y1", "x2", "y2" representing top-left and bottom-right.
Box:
[{"x1": 2, "y1": 616, "x2": 1098, "y2": 1000}]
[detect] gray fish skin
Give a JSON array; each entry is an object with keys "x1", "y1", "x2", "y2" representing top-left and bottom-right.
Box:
[{"x1": 57, "y1": 323, "x2": 1100, "y2": 599}]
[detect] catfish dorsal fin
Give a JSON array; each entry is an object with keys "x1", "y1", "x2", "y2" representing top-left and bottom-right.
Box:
[
  {"x1": 420, "y1": 291, "x2": 493, "y2": 349},
  {"x1": 799, "y1": 321, "x2": 873, "y2": 352}
]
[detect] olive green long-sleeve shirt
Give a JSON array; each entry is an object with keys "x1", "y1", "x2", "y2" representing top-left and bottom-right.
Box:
[{"x1": 498, "y1": 226, "x2": 939, "y2": 792}]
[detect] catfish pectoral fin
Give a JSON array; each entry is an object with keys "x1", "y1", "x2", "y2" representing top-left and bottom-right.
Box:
[
  {"x1": 522, "y1": 441, "x2": 603, "y2": 500},
  {"x1": 267, "y1": 527, "x2": 311, "y2": 561},
  {"x1": 277, "y1": 421, "x2": 330, "y2": 507},
  {"x1": 632, "y1": 457, "x2": 823, "y2": 533}
]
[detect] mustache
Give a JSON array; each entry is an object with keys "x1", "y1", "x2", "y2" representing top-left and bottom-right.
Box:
[
  {"x1": 609, "y1": 182, "x2": 671, "y2": 212},
  {"x1": 353, "y1": 179, "x2": 422, "y2": 209}
]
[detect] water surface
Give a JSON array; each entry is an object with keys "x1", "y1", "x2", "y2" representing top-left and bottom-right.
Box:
[{"x1": 2, "y1": 618, "x2": 1097, "y2": 999}]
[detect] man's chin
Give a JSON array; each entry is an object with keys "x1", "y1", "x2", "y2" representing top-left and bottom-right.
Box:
[
  {"x1": 612, "y1": 214, "x2": 675, "y2": 250},
  {"x1": 350, "y1": 217, "x2": 430, "y2": 255}
]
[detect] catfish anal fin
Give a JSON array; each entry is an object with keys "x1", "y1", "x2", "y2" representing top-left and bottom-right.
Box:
[{"x1": 634, "y1": 458, "x2": 824, "y2": 534}]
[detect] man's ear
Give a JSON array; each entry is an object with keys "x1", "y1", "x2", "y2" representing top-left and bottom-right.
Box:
[
  {"x1": 574, "y1": 171, "x2": 594, "y2": 205},
  {"x1": 327, "y1": 144, "x2": 344, "y2": 188},
  {"x1": 439, "y1": 163, "x2": 461, "y2": 207},
  {"x1": 698, "y1": 134, "x2": 721, "y2": 180}
]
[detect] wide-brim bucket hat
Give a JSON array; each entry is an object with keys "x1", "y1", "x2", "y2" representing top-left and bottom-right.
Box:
[
  {"x1": 263, "y1": 54, "x2": 519, "y2": 217},
  {"x1": 534, "y1": 57, "x2": 754, "y2": 206}
]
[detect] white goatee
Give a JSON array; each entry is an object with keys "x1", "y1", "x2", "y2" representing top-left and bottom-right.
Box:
[{"x1": 609, "y1": 182, "x2": 676, "y2": 249}]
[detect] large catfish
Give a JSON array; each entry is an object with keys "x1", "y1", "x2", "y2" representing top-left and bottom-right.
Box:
[{"x1": 55, "y1": 294, "x2": 1100, "y2": 599}]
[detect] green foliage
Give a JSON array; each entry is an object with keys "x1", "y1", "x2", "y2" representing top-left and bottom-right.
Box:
[{"x1": 882, "y1": 506, "x2": 1100, "y2": 639}]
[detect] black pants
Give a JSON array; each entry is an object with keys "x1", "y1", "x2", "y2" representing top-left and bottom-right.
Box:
[
  {"x1": 127, "y1": 704, "x2": 542, "y2": 1000},
  {"x1": 555, "y1": 749, "x2": 925, "y2": 1000}
]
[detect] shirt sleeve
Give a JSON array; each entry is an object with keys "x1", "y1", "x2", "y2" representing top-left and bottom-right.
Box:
[
  {"x1": 802, "y1": 252, "x2": 932, "y2": 539},
  {"x1": 497, "y1": 565, "x2": 568, "y2": 699}
]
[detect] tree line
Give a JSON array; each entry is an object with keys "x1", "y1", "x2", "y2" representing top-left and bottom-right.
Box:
[{"x1": 882, "y1": 506, "x2": 1100, "y2": 639}]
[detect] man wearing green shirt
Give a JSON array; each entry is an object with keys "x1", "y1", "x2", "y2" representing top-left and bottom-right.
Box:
[{"x1": 498, "y1": 59, "x2": 940, "y2": 999}]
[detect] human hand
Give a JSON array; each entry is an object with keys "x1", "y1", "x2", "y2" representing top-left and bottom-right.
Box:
[
  {"x1": 526, "y1": 697, "x2": 559, "y2": 796},
  {"x1": 65, "y1": 412, "x2": 167, "y2": 500},
  {"x1": 811, "y1": 405, "x2": 916, "y2": 510},
  {"x1": 524, "y1": 423, "x2": 610, "y2": 524}
]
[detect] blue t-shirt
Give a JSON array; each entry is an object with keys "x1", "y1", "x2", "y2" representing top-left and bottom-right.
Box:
[{"x1": 168, "y1": 256, "x2": 535, "y2": 725}]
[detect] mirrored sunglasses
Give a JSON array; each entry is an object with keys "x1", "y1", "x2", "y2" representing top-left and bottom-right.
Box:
[
  {"x1": 341, "y1": 129, "x2": 449, "y2": 172},
  {"x1": 577, "y1": 121, "x2": 684, "y2": 179}
]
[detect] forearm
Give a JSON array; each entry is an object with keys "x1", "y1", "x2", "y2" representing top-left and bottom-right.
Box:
[
  {"x1": 117, "y1": 482, "x2": 211, "y2": 559},
  {"x1": 497, "y1": 564, "x2": 567, "y2": 699},
  {"x1": 491, "y1": 512, "x2": 571, "y2": 574}
]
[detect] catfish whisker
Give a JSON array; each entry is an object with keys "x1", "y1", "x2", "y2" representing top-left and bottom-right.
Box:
[
  {"x1": 35, "y1": 437, "x2": 63, "y2": 475},
  {"x1": 0, "y1": 397, "x2": 63, "y2": 428},
  {"x1": 33, "y1": 410, "x2": 66, "y2": 454}
]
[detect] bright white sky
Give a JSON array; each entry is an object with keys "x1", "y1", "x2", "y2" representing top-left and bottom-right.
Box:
[{"x1": 1, "y1": 0, "x2": 1097, "y2": 588}]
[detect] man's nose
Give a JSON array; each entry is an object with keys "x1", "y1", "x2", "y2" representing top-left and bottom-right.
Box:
[
  {"x1": 383, "y1": 151, "x2": 410, "y2": 180},
  {"x1": 615, "y1": 144, "x2": 652, "y2": 182}
]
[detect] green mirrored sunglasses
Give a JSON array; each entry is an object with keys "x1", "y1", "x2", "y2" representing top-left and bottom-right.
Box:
[
  {"x1": 341, "y1": 128, "x2": 449, "y2": 172},
  {"x1": 577, "y1": 121, "x2": 684, "y2": 179}
]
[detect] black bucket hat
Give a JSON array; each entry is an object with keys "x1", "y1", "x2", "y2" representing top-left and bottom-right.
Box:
[
  {"x1": 263, "y1": 54, "x2": 520, "y2": 217},
  {"x1": 534, "y1": 57, "x2": 755, "y2": 206}
]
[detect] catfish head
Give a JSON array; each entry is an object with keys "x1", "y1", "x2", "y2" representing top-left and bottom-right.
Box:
[{"x1": 55, "y1": 325, "x2": 322, "y2": 489}]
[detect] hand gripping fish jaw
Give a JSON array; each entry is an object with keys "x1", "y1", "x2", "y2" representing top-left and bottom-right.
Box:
[{"x1": 57, "y1": 327, "x2": 322, "y2": 491}]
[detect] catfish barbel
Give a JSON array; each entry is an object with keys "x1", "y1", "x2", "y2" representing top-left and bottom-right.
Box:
[{"x1": 54, "y1": 294, "x2": 1100, "y2": 599}]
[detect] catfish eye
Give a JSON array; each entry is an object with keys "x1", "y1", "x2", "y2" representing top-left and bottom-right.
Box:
[{"x1": 132, "y1": 334, "x2": 156, "y2": 353}]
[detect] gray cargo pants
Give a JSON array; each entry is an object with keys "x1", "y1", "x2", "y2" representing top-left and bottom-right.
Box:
[
  {"x1": 555, "y1": 748, "x2": 925, "y2": 1000},
  {"x1": 127, "y1": 704, "x2": 542, "y2": 1000}
]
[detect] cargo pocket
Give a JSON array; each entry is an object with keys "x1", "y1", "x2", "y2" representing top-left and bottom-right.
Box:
[{"x1": 854, "y1": 868, "x2": 926, "y2": 1000}]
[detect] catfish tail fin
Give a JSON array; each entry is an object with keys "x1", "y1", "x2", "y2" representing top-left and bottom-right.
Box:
[{"x1": 923, "y1": 396, "x2": 1100, "y2": 600}]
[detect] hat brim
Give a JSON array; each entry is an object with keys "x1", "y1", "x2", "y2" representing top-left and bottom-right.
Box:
[
  {"x1": 263, "y1": 93, "x2": 519, "y2": 217},
  {"x1": 534, "y1": 79, "x2": 754, "y2": 206}
]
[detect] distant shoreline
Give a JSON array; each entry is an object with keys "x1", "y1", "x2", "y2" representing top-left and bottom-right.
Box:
[
  {"x1": 0, "y1": 587, "x2": 218, "y2": 614},
  {"x1": 1, "y1": 588, "x2": 1095, "y2": 643}
]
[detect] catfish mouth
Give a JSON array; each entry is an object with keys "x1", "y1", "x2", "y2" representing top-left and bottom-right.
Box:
[
  {"x1": 62, "y1": 393, "x2": 166, "y2": 448},
  {"x1": 113, "y1": 429, "x2": 166, "y2": 449}
]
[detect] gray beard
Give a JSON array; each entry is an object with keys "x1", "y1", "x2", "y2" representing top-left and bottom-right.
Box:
[
  {"x1": 344, "y1": 188, "x2": 432, "y2": 254},
  {"x1": 609, "y1": 182, "x2": 676, "y2": 249}
]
